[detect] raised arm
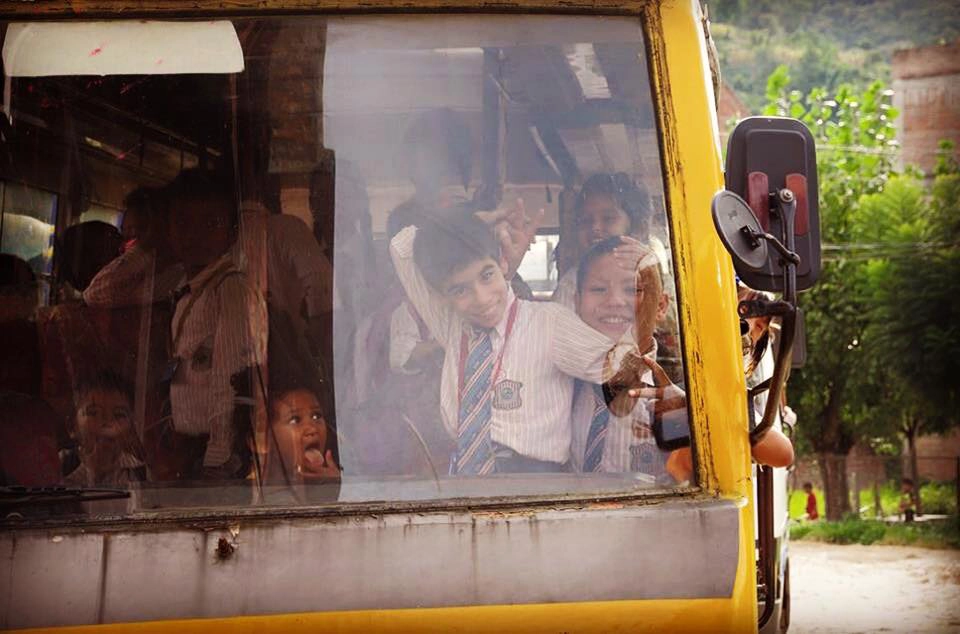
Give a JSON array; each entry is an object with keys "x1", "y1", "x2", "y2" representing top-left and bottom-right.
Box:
[
  {"x1": 389, "y1": 225, "x2": 453, "y2": 342},
  {"x1": 547, "y1": 303, "x2": 617, "y2": 384}
]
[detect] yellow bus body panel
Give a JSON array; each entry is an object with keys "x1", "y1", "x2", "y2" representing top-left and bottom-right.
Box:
[{"x1": 16, "y1": 598, "x2": 747, "y2": 634}]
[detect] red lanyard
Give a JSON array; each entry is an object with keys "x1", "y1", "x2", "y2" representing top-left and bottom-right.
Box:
[{"x1": 457, "y1": 298, "x2": 519, "y2": 407}]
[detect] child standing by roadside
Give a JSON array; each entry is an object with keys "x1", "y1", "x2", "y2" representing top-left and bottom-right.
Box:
[{"x1": 803, "y1": 482, "x2": 819, "y2": 520}]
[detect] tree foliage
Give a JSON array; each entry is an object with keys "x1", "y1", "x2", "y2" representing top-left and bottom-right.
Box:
[
  {"x1": 709, "y1": 0, "x2": 960, "y2": 114},
  {"x1": 758, "y1": 68, "x2": 960, "y2": 518}
]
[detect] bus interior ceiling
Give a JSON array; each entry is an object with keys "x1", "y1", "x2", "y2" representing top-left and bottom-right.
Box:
[{"x1": 2, "y1": 17, "x2": 665, "y2": 270}]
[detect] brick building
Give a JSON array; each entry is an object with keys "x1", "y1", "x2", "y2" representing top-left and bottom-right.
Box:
[{"x1": 892, "y1": 39, "x2": 960, "y2": 174}]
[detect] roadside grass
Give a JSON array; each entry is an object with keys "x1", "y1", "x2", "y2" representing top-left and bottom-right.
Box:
[
  {"x1": 789, "y1": 516, "x2": 960, "y2": 549},
  {"x1": 787, "y1": 481, "x2": 959, "y2": 549}
]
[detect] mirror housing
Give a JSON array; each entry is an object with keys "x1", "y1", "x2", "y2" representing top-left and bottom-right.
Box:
[{"x1": 725, "y1": 116, "x2": 820, "y2": 292}]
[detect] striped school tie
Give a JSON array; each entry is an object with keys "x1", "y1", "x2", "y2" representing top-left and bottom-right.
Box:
[
  {"x1": 454, "y1": 329, "x2": 496, "y2": 475},
  {"x1": 583, "y1": 383, "x2": 610, "y2": 473}
]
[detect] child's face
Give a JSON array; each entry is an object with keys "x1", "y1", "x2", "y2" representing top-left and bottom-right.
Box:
[
  {"x1": 577, "y1": 253, "x2": 636, "y2": 341},
  {"x1": 76, "y1": 389, "x2": 133, "y2": 444},
  {"x1": 270, "y1": 389, "x2": 330, "y2": 478},
  {"x1": 440, "y1": 256, "x2": 510, "y2": 330},
  {"x1": 576, "y1": 194, "x2": 631, "y2": 253}
]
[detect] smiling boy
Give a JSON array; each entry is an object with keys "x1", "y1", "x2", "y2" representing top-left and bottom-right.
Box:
[{"x1": 390, "y1": 209, "x2": 615, "y2": 474}]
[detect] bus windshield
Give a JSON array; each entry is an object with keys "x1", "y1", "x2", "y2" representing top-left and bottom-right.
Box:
[{"x1": 0, "y1": 14, "x2": 691, "y2": 518}]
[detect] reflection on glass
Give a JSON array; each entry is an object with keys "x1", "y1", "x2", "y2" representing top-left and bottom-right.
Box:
[{"x1": 0, "y1": 14, "x2": 690, "y2": 519}]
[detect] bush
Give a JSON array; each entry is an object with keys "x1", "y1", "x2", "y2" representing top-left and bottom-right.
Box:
[
  {"x1": 920, "y1": 482, "x2": 957, "y2": 515},
  {"x1": 790, "y1": 517, "x2": 960, "y2": 549}
]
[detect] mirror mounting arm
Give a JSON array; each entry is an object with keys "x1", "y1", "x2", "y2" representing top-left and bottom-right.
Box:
[{"x1": 750, "y1": 188, "x2": 798, "y2": 446}]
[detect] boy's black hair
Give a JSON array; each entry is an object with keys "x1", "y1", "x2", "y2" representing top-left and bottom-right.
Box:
[
  {"x1": 164, "y1": 168, "x2": 238, "y2": 235},
  {"x1": 413, "y1": 213, "x2": 501, "y2": 291},
  {"x1": 803, "y1": 481, "x2": 813, "y2": 489},
  {"x1": 73, "y1": 369, "x2": 134, "y2": 410},
  {"x1": 576, "y1": 172, "x2": 653, "y2": 235},
  {"x1": 902, "y1": 477, "x2": 914, "y2": 486},
  {"x1": 57, "y1": 221, "x2": 124, "y2": 291},
  {"x1": 576, "y1": 235, "x2": 628, "y2": 294}
]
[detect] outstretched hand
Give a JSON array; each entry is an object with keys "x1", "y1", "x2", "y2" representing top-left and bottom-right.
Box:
[{"x1": 476, "y1": 198, "x2": 544, "y2": 277}]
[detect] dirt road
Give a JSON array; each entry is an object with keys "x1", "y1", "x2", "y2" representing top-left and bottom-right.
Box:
[{"x1": 790, "y1": 541, "x2": 960, "y2": 633}]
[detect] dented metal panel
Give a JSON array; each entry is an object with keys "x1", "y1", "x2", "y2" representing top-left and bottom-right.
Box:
[{"x1": 0, "y1": 498, "x2": 738, "y2": 629}]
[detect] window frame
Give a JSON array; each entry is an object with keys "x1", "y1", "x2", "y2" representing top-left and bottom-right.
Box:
[{"x1": 0, "y1": 0, "x2": 719, "y2": 530}]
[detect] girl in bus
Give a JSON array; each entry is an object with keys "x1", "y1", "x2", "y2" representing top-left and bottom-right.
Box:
[
  {"x1": 552, "y1": 172, "x2": 655, "y2": 308},
  {"x1": 265, "y1": 384, "x2": 341, "y2": 504}
]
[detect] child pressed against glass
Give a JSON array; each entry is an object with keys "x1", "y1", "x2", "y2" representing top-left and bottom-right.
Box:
[
  {"x1": 390, "y1": 205, "x2": 615, "y2": 474},
  {"x1": 64, "y1": 370, "x2": 146, "y2": 488},
  {"x1": 570, "y1": 236, "x2": 675, "y2": 479},
  {"x1": 268, "y1": 387, "x2": 340, "y2": 482}
]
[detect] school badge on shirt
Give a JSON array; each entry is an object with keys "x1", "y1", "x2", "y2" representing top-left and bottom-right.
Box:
[{"x1": 493, "y1": 379, "x2": 523, "y2": 410}]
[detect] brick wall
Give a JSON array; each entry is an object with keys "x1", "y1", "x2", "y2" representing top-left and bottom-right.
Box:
[{"x1": 892, "y1": 40, "x2": 960, "y2": 174}]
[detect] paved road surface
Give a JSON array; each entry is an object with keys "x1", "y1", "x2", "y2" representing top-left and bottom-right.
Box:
[{"x1": 790, "y1": 541, "x2": 960, "y2": 633}]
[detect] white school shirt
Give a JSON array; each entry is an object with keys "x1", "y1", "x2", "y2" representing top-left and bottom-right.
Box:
[
  {"x1": 390, "y1": 226, "x2": 615, "y2": 463},
  {"x1": 569, "y1": 341, "x2": 665, "y2": 475},
  {"x1": 170, "y1": 251, "x2": 267, "y2": 467},
  {"x1": 389, "y1": 301, "x2": 431, "y2": 375},
  {"x1": 83, "y1": 244, "x2": 184, "y2": 308}
]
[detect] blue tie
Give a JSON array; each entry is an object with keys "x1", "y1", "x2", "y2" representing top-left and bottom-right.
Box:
[
  {"x1": 454, "y1": 329, "x2": 495, "y2": 475},
  {"x1": 583, "y1": 383, "x2": 610, "y2": 472}
]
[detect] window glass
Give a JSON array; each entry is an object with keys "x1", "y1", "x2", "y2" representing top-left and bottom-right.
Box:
[{"x1": 0, "y1": 14, "x2": 691, "y2": 519}]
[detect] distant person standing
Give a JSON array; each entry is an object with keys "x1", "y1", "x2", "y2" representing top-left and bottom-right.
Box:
[
  {"x1": 899, "y1": 477, "x2": 917, "y2": 522},
  {"x1": 803, "y1": 482, "x2": 819, "y2": 521}
]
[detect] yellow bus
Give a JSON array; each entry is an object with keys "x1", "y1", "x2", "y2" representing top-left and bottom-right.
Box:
[{"x1": 0, "y1": 1, "x2": 818, "y2": 631}]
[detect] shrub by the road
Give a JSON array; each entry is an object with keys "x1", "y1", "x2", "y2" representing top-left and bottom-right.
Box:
[{"x1": 790, "y1": 517, "x2": 960, "y2": 549}]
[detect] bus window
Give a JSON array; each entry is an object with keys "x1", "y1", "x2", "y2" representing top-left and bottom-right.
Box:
[
  {"x1": 0, "y1": 181, "x2": 57, "y2": 289},
  {"x1": 0, "y1": 13, "x2": 692, "y2": 519}
]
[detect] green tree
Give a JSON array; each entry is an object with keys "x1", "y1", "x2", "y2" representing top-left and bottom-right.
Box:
[
  {"x1": 853, "y1": 148, "x2": 960, "y2": 503},
  {"x1": 761, "y1": 67, "x2": 900, "y2": 519}
]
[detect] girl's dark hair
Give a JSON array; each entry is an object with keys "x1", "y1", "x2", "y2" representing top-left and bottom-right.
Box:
[
  {"x1": 576, "y1": 172, "x2": 653, "y2": 237},
  {"x1": 738, "y1": 287, "x2": 771, "y2": 377}
]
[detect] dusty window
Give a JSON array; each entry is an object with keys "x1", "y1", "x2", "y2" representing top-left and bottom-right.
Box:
[{"x1": 0, "y1": 14, "x2": 691, "y2": 518}]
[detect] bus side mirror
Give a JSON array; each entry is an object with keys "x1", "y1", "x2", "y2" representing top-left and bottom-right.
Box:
[
  {"x1": 711, "y1": 116, "x2": 822, "y2": 445},
  {"x1": 723, "y1": 116, "x2": 820, "y2": 292}
]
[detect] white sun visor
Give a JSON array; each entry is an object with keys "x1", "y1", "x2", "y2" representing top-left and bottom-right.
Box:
[{"x1": 2, "y1": 20, "x2": 244, "y2": 77}]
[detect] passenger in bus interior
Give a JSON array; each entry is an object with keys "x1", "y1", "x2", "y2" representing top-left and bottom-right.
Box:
[
  {"x1": 659, "y1": 287, "x2": 796, "y2": 482},
  {"x1": 0, "y1": 254, "x2": 43, "y2": 398},
  {"x1": 165, "y1": 169, "x2": 266, "y2": 481},
  {"x1": 552, "y1": 172, "x2": 655, "y2": 308},
  {"x1": 63, "y1": 369, "x2": 146, "y2": 488},
  {"x1": 390, "y1": 202, "x2": 617, "y2": 475},
  {"x1": 569, "y1": 236, "x2": 675, "y2": 481},
  {"x1": 83, "y1": 186, "x2": 184, "y2": 309}
]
